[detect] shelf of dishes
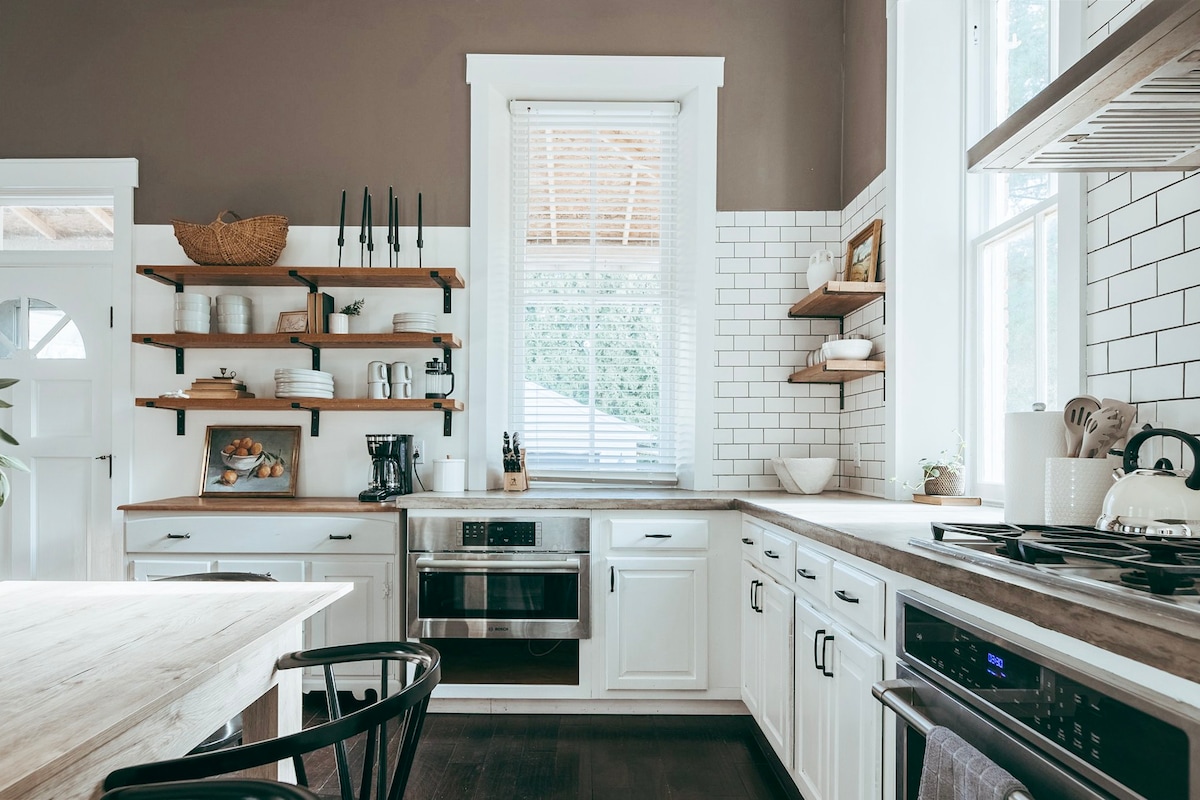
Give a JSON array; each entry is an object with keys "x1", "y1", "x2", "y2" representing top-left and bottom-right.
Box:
[
  {"x1": 135, "y1": 397, "x2": 464, "y2": 437},
  {"x1": 788, "y1": 280, "x2": 885, "y2": 319}
]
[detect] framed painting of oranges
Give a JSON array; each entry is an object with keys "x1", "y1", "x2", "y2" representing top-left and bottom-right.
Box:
[{"x1": 200, "y1": 425, "x2": 300, "y2": 497}]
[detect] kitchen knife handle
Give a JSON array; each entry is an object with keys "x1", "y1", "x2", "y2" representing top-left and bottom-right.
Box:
[{"x1": 834, "y1": 589, "x2": 860, "y2": 604}]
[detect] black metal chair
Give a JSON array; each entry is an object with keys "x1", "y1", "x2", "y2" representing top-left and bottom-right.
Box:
[
  {"x1": 100, "y1": 778, "x2": 321, "y2": 800},
  {"x1": 154, "y1": 572, "x2": 278, "y2": 753},
  {"x1": 103, "y1": 642, "x2": 441, "y2": 800}
]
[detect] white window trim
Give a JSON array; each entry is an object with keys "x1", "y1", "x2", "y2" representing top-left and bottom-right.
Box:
[{"x1": 465, "y1": 54, "x2": 724, "y2": 490}]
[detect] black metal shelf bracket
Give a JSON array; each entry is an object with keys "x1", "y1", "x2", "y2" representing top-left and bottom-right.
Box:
[
  {"x1": 141, "y1": 268, "x2": 184, "y2": 292},
  {"x1": 290, "y1": 337, "x2": 321, "y2": 370},
  {"x1": 287, "y1": 270, "x2": 319, "y2": 292},
  {"x1": 141, "y1": 337, "x2": 185, "y2": 374},
  {"x1": 142, "y1": 400, "x2": 186, "y2": 435},
  {"x1": 432, "y1": 402, "x2": 452, "y2": 436},
  {"x1": 432, "y1": 337, "x2": 452, "y2": 371},
  {"x1": 289, "y1": 402, "x2": 320, "y2": 436},
  {"x1": 429, "y1": 271, "x2": 452, "y2": 313},
  {"x1": 839, "y1": 383, "x2": 845, "y2": 411}
]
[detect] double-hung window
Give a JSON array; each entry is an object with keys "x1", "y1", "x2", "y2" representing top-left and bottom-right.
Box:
[
  {"x1": 509, "y1": 101, "x2": 681, "y2": 484},
  {"x1": 968, "y1": 0, "x2": 1063, "y2": 499}
]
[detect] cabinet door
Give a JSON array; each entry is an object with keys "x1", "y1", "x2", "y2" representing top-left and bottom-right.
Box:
[
  {"x1": 130, "y1": 559, "x2": 213, "y2": 581},
  {"x1": 605, "y1": 556, "x2": 708, "y2": 690},
  {"x1": 829, "y1": 624, "x2": 884, "y2": 800},
  {"x1": 308, "y1": 560, "x2": 392, "y2": 680},
  {"x1": 740, "y1": 560, "x2": 764, "y2": 717},
  {"x1": 794, "y1": 598, "x2": 833, "y2": 800},
  {"x1": 759, "y1": 576, "x2": 794, "y2": 768},
  {"x1": 215, "y1": 559, "x2": 304, "y2": 582}
]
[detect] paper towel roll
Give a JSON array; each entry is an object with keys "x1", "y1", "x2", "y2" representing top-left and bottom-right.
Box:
[{"x1": 1005, "y1": 411, "x2": 1068, "y2": 524}]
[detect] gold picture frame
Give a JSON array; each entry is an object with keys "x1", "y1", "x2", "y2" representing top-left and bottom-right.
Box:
[
  {"x1": 276, "y1": 311, "x2": 309, "y2": 334},
  {"x1": 845, "y1": 218, "x2": 883, "y2": 283},
  {"x1": 200, "y1": 425, "x2": 301, "y2": 497}
]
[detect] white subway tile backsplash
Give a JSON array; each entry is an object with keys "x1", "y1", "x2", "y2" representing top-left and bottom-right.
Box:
[
  {"x1": 1087, "y1": 218, "x2": 1109, "y2": 251},
  {"x1": 1186, "y1": 362, "x2": 1199, "y2": 399},
  {"x1": 1130, "y1": 171, "x2": 1183, "y2": 201},
  {"x1": 1108, "y1": 195, "x2": 1156, "y2": 242},
  {"x1": 764, "y1": 242, "x2": 795, "y2": 258},
  {"x1": 1088, "y1": 240, "x2": 1131, "y2": 282},
  {"x1": 1155, "y1": 173, "x2": 1200, "y2": 223},
  {"x1": 751, "y1": 227, "x2": 780, "y2": 242},
  {"x1": 1086, "y1": 279, "x2": 1109, "y2": 312},
  {"x1": 1107, "y1": 264, "x2": 1157, "y2": 306},
  {"x1": 1087, "y1": 306, "x2": 1131, "y2": 342},
  {"x1": 1086, "y1": 343, "x2": 1108, "y2": 374},
  {"x1": 1088, "y1": 173, "x2": 1131, "y2": 221},
  {"x1": 716, "y1": 211, "x2": 736, "y2": 226},
  {"x1": 1187, "y1": 287, "x2": 1200, "y2": 325},
  {"x1": 719, "y1": 227, "x2": 749, "y2": 243},
  {"x1": 1131, "y1": 219, "x2": 1184, "y2": 267},
  {"x1": 735, "y1": 242, "x2": 767, "y2": 259},
  {"x1": 1158, "y1": 249, "x2": 1199, "y2": 295},
  {"x1": 734, "y1": 211, "x2": 766, "y2": 227},
  {"x1": 1187, "y1": 211, "x2": 1200, "y2": 252},
  {"x1": 1158, "y1": 323, "x2": 1200, "y2": 365},
  {"x1": 1130, "y1": 364, "x2": 1184, "y2": 402},
  {"x1": 765, "y1": 211, "x2": 796, "y2": 227},
  {"x1": 1130, "y1": 292, "x2": 1183, "y2": 335},
  {"x1": 779, "y1": 226, "x2": 813, "y2": 242},
  {"x1": 795, "y1": 211, "x2": 827, "y2": 226},
  {"x1": 1107, "y1": 333, "x2": 1157, "y2": 372},
  {"x1": 1088, "y1": 371, "x2": 1131, "y2": 402}
]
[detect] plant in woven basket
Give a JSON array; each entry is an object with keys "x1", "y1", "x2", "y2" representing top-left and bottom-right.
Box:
[
  {"x1": 0, "y1": 378, "x2": 30, "y2": 508},
  {"x1": 895, "y1": 431, "x2": 967, "y2": 496}
]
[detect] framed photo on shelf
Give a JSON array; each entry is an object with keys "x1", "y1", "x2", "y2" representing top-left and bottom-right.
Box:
[
  {"x1": 845, "y1": 218, "x2": 883, "y2": 282},
  {"x1": 276, "y1": 311, "x2": 309, "y2": 334},
  {"x1": 199, "y1": 425, "x2": 301, "y2": 497}
]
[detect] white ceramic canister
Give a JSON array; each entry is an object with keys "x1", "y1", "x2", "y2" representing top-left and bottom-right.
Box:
[
  {"x1": 1044, "y1": 457, "x2": 1115, "y2": 526},
  {"x1": 431, "y1": 457, "x2": 466, "y2": 492}
]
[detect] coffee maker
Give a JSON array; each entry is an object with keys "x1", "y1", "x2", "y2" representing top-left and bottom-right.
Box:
[{"x1": 358, "y1": 434, "x2": 415, "y2": 502}]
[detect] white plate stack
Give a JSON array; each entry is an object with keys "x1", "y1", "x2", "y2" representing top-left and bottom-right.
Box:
[
  {"x1": 274, "y1": 368, "x2": 335, "y2": 399},
  {"x1": 393, "y1": 312, "x2": 437, "y2": 333},
  {"x1": 215, "y1": 295, "x2": 252, "y2": 334},
  {"x1": 174, "y1": 292, "x2": 210, "y2": 334}
]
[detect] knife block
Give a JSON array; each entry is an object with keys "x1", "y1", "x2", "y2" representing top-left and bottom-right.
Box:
[{"x1": 503, "y1": 454, "x2": 529, "y2": 492}]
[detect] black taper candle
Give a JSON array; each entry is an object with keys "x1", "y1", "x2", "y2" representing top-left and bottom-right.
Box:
[
  {"x1": 337, "y1": 189, "x2": 345, "y2": 267},
  {"x1": 392, "y1": 196, "x2": 400, "y2": 265},
  {"x1": 359, "y1": 187, "x2": 367, "y2": 245},
  {"x1": 366, "y1": 193, "x2": 374, "y2": 267},
  {"x1": 417, "y1": 191, "x2": 424, "y2": 267},
  {"x1": 386, "y1": 186, "x2": 394, "y2": 266}
]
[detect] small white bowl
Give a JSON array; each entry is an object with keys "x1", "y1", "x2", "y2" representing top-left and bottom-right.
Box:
[
  {"x1": 175, "y1": 292, "x2": 209, "y2": 304},
  {"x1": 216, "y1": 294, "x2": 251, "y2": 306},
  {"x1": 175, "y1": 320, "x2": 210, "y2": 334},
  {"x1": 217, "y1": 322, "x2": 250, "y2": 334},
  {"x1": 216, "y1": 313, "x2": 250, "y2": 322},
  {"x1": 821, "y1": 338, "x2": 873, "y2": 361},
  {"x1": 174, "y1": 314, "x2": 209, "y2": 324},
  {"x1": 772, "y1": 457, "x2": 837, "y2": 494}
]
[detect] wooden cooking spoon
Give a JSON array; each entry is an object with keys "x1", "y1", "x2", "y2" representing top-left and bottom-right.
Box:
[{"x1": 1062, "y1": 395, "x2": 1100, "y2": 457}]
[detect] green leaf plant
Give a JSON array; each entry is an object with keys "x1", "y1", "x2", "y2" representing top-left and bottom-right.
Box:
[
  {"x1": 0, "y1": 378, "x2": 30, "y2": 507},
  {"x1": 891, "y1": 430, "x2": 966, "y2": 492}
]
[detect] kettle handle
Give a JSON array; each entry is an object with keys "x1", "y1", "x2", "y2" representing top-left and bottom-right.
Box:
[{"x1": 1123, "y1": 428, "x2": 1200, "y2": 490}]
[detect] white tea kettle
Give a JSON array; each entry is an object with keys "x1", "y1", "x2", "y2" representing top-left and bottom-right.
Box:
[{"x1": 1096, "y1": 427, "x2": 1200, "y2": 537}]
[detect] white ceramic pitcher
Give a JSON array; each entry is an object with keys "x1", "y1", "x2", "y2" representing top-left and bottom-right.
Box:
[{"x1": 807, "y1": 250, "x2": 836, "y2": 292}]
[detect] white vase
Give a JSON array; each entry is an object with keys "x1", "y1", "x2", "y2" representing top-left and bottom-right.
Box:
[
  {"x1": 807, "y1": 250, "x2": 836, "y2": 293},
  {"x1": 328, "y1": 313, "x2": 349, "y2": 334}
]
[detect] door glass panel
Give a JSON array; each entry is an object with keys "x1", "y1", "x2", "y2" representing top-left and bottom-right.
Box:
[
  {"x1": 0, "y1": 204, "x2": 114, "y2": 251},
  {"x1": 0, "y1": 297, "x2": 86, "y2": 359},
  {"x1": 0, "y1": 299, "x2": 17, "y2": 359}
]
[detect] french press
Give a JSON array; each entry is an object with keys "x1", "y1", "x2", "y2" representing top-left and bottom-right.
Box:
[{"x1": 424, "y1": 357, "x2": 455, "y2": 399}]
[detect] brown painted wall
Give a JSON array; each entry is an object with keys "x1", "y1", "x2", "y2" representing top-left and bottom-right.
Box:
[
  {"x1": 0, "y1": 0, "x2": 852, "y2": 225},
  {"x1": 841, "y1": 0, "x2": 887, "y2": 202}
]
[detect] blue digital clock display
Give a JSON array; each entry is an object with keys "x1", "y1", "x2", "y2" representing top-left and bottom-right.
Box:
[{"x1": 986, "y1": 651, "x2": 1008, "y2": 680}]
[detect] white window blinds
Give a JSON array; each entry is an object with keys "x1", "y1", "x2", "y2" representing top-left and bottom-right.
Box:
[{"x1": 510, "y1": 101, "x2": 681, "y2": 484}]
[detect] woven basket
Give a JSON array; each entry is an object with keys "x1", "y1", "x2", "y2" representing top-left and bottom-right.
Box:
[
  {"x1": 172, "y1": 210, "x2": 288, "y2": 266},
  {"x1": 923, "y1": 467, "x2": 965, "y2": 496}
]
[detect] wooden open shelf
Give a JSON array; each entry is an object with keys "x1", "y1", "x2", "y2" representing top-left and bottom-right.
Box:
[
  {"x1": 788, "y1": 359, "x2": 885, "y2": 384},
  {"x1": 788, "y1": 281, "x2": 885, "y2": 318},
  {"x1": 137, "y1": 265, "x2": 465, "y2": 290},
  {"x1": 133, "y1": 332, "x2": 461, "y2": 350},
  {"x1": 136, "y1": 397, "x2": 464, "y2": 437}
]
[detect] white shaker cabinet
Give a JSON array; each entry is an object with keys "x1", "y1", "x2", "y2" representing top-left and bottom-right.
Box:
[{"x1": 741, "y1": 557, "x2": 795, "y2": 769}]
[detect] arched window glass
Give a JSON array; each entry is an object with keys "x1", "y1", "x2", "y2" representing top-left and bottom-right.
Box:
[{"x1": 0, "y1": 296, "x2": 86, "y2": 359}]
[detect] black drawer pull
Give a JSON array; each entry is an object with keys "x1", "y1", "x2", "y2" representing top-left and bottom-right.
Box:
[
  {"x1": 741, "y1": 537, "x2": 755, "y2": 545},
  {"x1": 329, "y1": 534, "x2": 353, "y2": 540},
  {"x1": 796, "y1": 567, "x2": 816, "y2": 579},
  {"x1": 834, "y1": 589, "x2": 860, "y2": 604},
  {"x1": 821, "y1": 633, "x2": 835, "y2": 677},
  {"x1": 813, "y1": 628, "x2": 826, "y2": 671},
  {"x1": 645, "y1": 533, "x2": 672, "y2": 539},
  {"x1": 166, "y1": 533, "x2": 191, "y2": 539}
]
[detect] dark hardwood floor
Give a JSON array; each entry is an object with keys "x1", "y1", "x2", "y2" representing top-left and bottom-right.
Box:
[{"x1": 301, "y1": 694, "x2": 791, "y2": 799}]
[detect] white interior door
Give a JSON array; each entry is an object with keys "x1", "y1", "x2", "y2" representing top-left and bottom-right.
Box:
[{"x1": 0, "y1": 265, "x2": 112, "y2": 580}]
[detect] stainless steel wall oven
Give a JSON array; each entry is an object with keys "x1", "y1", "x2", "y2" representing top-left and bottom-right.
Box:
[{"x1": 875, "y1": 592, "x2": 1199, "y2": 800}]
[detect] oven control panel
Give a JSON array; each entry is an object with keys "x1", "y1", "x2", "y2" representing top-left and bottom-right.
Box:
[
  {"x1": 461, "y1": 520, "x2": 539, "y2": 547},
  {"x1": 901, "y1": 600, "x2": 1190, "y2": 800}
]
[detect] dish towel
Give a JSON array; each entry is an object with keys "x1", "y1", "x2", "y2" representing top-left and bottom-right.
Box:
[{"x1": 917, "y1": 725, "x2": 1031, "y2": 800}]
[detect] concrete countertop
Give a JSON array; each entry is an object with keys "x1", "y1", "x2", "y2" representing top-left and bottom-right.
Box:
[{"x1": 120, "y1": 490, "x2": 1199, "y2": 681}]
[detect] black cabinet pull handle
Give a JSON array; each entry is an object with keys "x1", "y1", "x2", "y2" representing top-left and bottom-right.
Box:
[
  {"x1": 645, "y1": 533, "x2": 672, "y2": 539},
  {"x1": 796, "y1": 567, "x2": 816, "y2": 579},
  {"x1": 821, "y1": 634, "x2": 835, "y2": 677},
  {"x1": 834, "y1": 589, "x2": 860, "y2": 604},
  {"x1": 741, "y1": 537, "x2": 755, "y2": 545},
  {"x1": 813, "y1": 628, "x2": 826, "y2": 671},
  {"x1": 329, "y1": 534, "x2": 353, "y2": 540},
  {"x1": 610, "y1": 565, "x2": 615, "y2": 592},
  {"x1": 764, "y1": 550, "x2": 780, "y2": 559},
  {"x1": 166, "y1": 533, "x2": 191, "y2": 539},
  {"x1": 754, "y1": 581, "x2": 764, "y2": 613}
]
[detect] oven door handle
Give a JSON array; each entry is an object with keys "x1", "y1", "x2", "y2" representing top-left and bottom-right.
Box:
[
  {"x1": 414, "y1": 557, "x2": 581, "y2": 573},
  {"x1": 872, "y1": 679, "x2": 1034, "y2": 800}
]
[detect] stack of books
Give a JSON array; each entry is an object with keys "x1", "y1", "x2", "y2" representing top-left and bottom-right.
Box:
[
  {"x1": 186, "y1": 376, "x2": 255, "y2": 399},
  {"x1": 307, "y1": 292, "x2": 335, "y2": 334}
]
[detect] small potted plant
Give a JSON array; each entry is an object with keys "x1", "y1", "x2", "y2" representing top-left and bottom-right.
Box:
[
  {"x1": 328, "y1": 298, "x2": 364, "y2": 334},
  {"x1": 901, "y1": 432, "x2": 967, "y2": 496}
]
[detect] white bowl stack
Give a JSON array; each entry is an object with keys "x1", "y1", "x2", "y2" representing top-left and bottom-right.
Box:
[
  {"x1": 174, "y1": 292, "x2": 210, "y2": 334},
  {"x1": 393, "y1": 312, "x2": 437, "y2": 333},
  {"x1": 215, "y1": 295, "x2": 252, "y2": 334},
  {"x1": 274, "y1": 368, "x2": 334, "y2": 399}
]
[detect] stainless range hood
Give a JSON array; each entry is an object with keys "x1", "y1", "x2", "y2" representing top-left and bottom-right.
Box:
[{"x1": 968, "y1": 0, "x2": 1200, "y2": 172}]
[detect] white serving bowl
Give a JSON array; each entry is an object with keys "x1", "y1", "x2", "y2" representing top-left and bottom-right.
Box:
[
  {"x1": 174, "y1": 320, "x2": 210, "y2": 334},
  {"x1": 216, "y1": 313, "x2": 250, "y2": 323},
  {"x1": 772, "y1": 457, "x2": 837, "y2": 494},
  {"x1": 821, "y1": 338, "x2": 873, "y2": 361},
  {"x1": 217, "y1": 322, "x2": 250, "y2": 334},
  {"x1": 174, "y1": 300, "x2": 210, "y2": 313},
  {"x1": 175, "y1": 292, "x2": 209, "y2": 305},
  {"x1": 215, "y1": 294, "x2": 251, "y2": 307}
]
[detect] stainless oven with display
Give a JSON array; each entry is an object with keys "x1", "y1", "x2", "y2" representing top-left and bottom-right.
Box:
[
  {"x1": 875, "y1": 592, "x2": 1199, "y2": 800},
  {"x1": 406, "y1": 515, "x2": 590, "y2": 640}
]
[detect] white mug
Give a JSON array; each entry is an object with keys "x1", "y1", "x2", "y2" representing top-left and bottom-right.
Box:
[
  {"x1": 367, "y1": 361, "x2": 388, "y2": 383},
  {"x1": 390, "y1": 361, "x2": 413, "y2": 382},
  {"x1": 390, "y1": 381, "x2": 413, "y2": 399},
  {"x1": 367, "y1": 381, "x2": 390, "y2": 400}
]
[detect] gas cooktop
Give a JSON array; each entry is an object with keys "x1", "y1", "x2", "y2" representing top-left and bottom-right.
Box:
[{"x1": 914, "y1": 522, "x2": 1200, "y2": 616}]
